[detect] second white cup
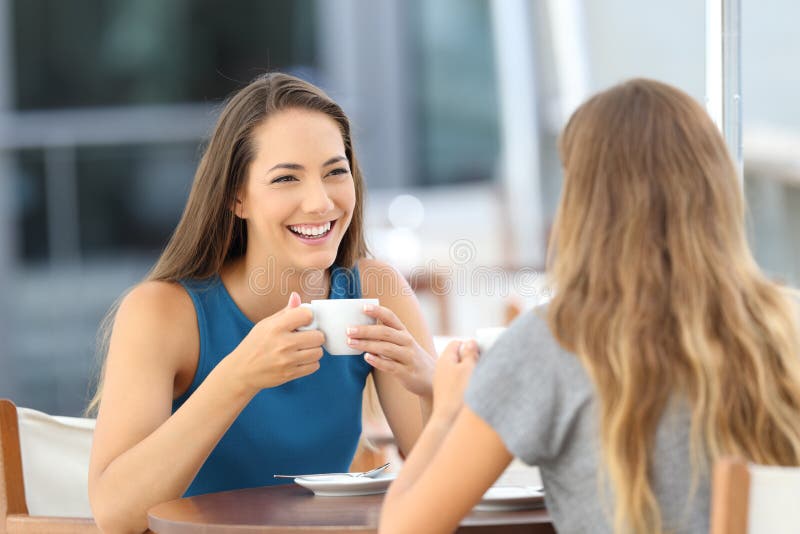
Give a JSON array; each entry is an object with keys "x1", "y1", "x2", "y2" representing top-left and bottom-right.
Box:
[{"x1": 475, "y1": 326, "x2": 507, "y2": 354}]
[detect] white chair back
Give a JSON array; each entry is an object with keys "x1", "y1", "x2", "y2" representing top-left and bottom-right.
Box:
[
  {"x1": 16, "y1": 407, "x2": 95, "y2": 518},
  {"x1": 748, "y1": 463, "x2": 800, "y2": 534}
]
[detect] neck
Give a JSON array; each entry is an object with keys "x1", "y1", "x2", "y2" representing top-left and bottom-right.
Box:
[{"x1": 221, "y1": 253, "x2": 330, "y2": 323}]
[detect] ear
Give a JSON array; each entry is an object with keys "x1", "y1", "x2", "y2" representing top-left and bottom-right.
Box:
[{"x1": 232, "y1": 190, "x2": 247, "y2": 219}]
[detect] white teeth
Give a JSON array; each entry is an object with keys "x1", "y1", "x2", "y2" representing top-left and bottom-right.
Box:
[{"x1": 289, "y1": 221, "x2": 332, "y2": 237}]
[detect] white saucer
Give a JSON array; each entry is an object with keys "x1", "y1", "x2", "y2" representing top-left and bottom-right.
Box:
[
  {"x1": 294, "y1": 472, "x2": 397, "y2": 496},
  {"x1": 474, "y1": 486, "x2": 545, "y2": 512}
]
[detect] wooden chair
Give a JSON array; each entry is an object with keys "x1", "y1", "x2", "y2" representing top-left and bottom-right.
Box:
[
  {"x1": 711, "y1": 456, "x2": 800, "y2": 534},
  {"x1": 407, "y1": 268, "x2": 451, "y2": 335},
  {"x1": 0, "y1": 398, "x2": 99, "y2": 534}
]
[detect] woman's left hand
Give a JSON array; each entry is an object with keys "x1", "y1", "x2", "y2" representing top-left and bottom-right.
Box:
[
  {"x1": 431, "y1": 339, "x2": 479, "y2": 424},
  {"x1": 346, "y1": 304, "x2": 435, "y2": 398}
]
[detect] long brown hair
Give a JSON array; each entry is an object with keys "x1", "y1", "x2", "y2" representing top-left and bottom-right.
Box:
[
  {"x1": 88, "y1": 73, "x2": 369, "y2": 413},
  {"x1": 547, "y1": 78, "x2": 800, "y2": 533}
]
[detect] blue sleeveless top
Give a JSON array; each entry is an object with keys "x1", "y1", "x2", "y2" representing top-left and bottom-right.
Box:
[{"x1": 174, "y1": 266, "x2": 372, "y2": 497}]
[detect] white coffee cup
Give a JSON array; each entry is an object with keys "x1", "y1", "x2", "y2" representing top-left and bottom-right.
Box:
[
  {"x1": 475, "y1": 326, "x2": 507, "y2": 354},
  {"x1": 297, "y1": 298, "x2": 379, "y2": 355}
]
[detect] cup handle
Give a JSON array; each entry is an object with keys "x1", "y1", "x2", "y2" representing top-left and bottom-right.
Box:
[{"x1": 296, "y1": 303, "x2": 317, "y2": 331}]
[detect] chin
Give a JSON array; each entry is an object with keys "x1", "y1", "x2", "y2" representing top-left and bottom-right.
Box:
[{"x1": 295, "y1": 251, "x2": 338, "y2": 271}]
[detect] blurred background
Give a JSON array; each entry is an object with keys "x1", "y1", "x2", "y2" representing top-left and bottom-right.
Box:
[{"x1": 0, "y1": 0, "x2": 798, "y2": 416}]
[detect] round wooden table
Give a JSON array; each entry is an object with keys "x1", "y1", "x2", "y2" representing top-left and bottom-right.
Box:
[{"x1": 148, "y1": 483, "x2": 554, "y2": 534}]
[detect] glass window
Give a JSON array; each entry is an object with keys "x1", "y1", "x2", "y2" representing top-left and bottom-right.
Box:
[
  {"x1": 11, "y1": 0, "x2": 319, "y2": 264},
  {"x1": 15, "y1": 149, "x2": 48, "y2": 260},
  {"x1": 742, "y1": 0, "x2": 800, "y2": 286},
  {"x1": 12, "y1": 0, "x2": 317, "y2": 109},
  {"x1": 410, "y1": 0, "x2": 500, "y2": 186},
  {"x1": 582, "y1": 0, "x2": 705, "y2": 99},
  {"x1": 15, "y1": 142, "x2": 200, "y2": 263},
  {"x1": 75, "y1": 143, "x2": 199, "y2": 258}
]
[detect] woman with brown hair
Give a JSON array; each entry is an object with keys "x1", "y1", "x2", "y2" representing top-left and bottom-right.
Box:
[
  {"x1": 87, "y1": 73, "x2": 437, "y2": 533},
  {"x1": 380, "y1": 78, "x2": 800, "y2": 533}
]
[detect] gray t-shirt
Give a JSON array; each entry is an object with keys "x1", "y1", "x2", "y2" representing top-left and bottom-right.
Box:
[{"x1": 465, "y1": 307, "x2": 709, "y2": 533}]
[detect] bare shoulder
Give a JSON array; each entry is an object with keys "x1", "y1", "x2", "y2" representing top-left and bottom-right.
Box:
[
  {"x1": 117, "y1": 280, "x2": 195, "y2": 332},
  {"x1": 357, "y1": 258, "x2": 433, "y2": 348},
  {"x1": 357, "y1": 258, "x2": 412, "y2": 303},
  {"x1": 112, "y1": 280, "x2": 198, "y2": 375}
]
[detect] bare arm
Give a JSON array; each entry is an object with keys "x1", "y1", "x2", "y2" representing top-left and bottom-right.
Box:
[
  {"x1": 379, "y1": 406, "x2": 513, "y2": 533},
  {"x1": 379, "y1": 339, "x2": 513, "y2": 533},
  {"x1": 357, "y1": 259, "x2": 436, "y2": 456},
  {"x1": 88, "y1": 282, "x2": 240, "y2": 533},
  {"x1": 88, "y1": 283, "x2": 324, "y2": 533}
]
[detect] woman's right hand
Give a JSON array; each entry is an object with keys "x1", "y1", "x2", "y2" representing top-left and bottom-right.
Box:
[{"x1": 225, "y1": 292, "x2": 325, "y2": 394}]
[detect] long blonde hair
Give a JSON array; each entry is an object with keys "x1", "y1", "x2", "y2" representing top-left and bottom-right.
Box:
[
  {"x1": 87, "y1": 73, "x2": 369, "y2": 414},
  {"x1": 547, "y1": 78, "x2": 800, "y2": 533}
]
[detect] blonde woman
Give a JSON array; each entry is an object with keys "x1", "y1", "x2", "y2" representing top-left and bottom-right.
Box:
[
  {"x1": 87, "y1": 73, "x2": 437, "y2": 533},
  {"x1": 380, "y1": 79, "x2": 800, "y2": 533}
]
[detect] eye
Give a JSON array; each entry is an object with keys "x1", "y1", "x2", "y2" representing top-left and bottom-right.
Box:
[
  {"x1": 327, "y1": 167, "x2": 350, "y2": 178},
  {"x1": 270, "y1": 175, "x2": 298, "y2": 184}
]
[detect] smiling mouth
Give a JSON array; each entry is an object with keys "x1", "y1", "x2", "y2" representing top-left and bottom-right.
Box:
[{"x1": 287, "y1": 219, "x2": 336, "y2": 239}]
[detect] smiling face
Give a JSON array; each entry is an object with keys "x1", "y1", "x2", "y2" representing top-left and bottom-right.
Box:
[{"x1": 235, "y1": 108, "x2": 356, "y2": 271}]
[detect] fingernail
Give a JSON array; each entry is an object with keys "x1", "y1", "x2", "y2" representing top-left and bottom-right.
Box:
[
  {"x1": 465, "y1": 340, "x2": 478, "y2": 351},
  {"x1": 364, "y1": 353, "x2": 373, "y2": 361},
  {"x1": 364, "y1": 304, "x2": 375, "y2": 312},
  {"x1": 346, "y1": 327, "x2": 358, "y2": 335},
  {"x1": 348, "y1": 337, "x2": 359, "y2": 346}
]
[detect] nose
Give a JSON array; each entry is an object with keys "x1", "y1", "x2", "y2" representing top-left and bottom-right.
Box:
[{"x1": 301, "y1": 178, "x2": 335, "y2": 215}]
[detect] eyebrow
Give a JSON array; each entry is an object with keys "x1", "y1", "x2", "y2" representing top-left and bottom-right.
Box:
[{"x1": 266, "y1": 156, "x2": 347, "y2": 174}]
